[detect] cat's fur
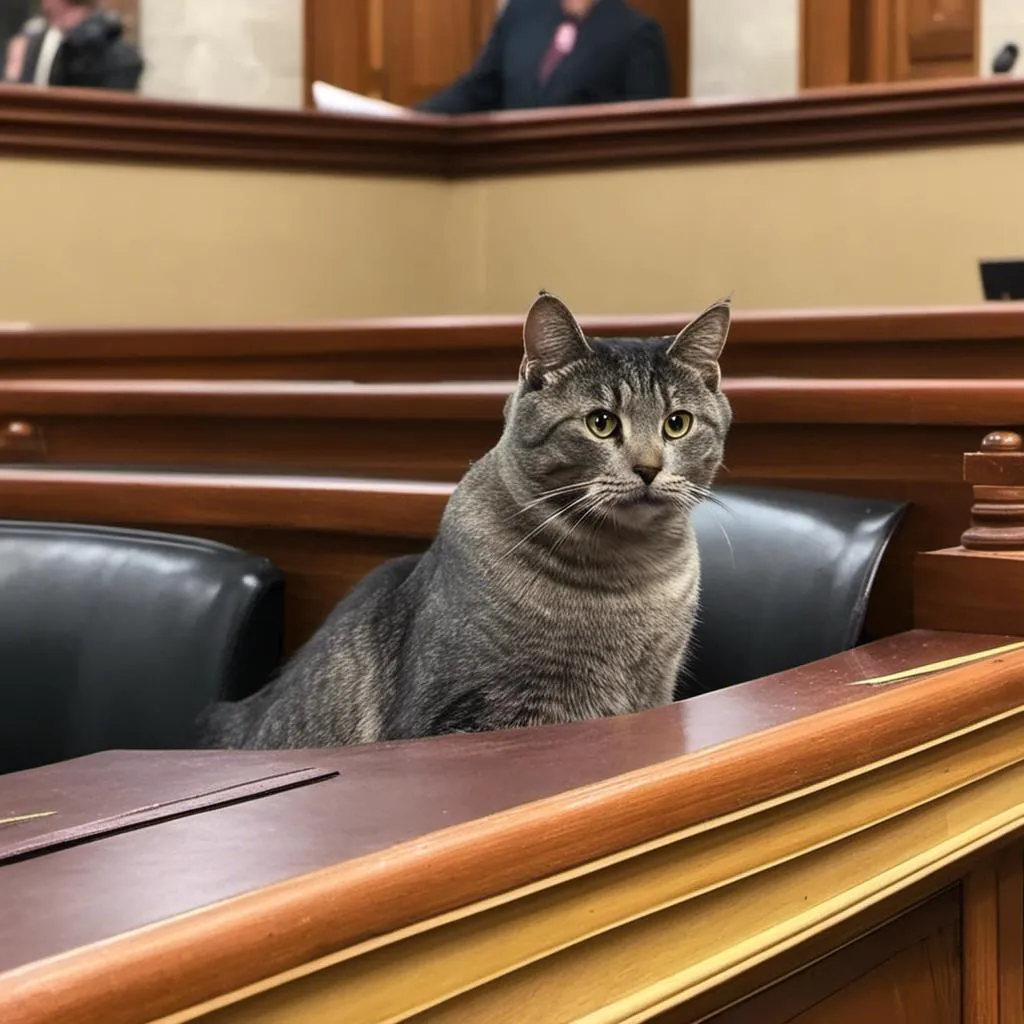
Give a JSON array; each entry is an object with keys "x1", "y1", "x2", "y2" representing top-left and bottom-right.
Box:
[{"x1": 201, "y1": 292, "x2": 732, "y2": 749}]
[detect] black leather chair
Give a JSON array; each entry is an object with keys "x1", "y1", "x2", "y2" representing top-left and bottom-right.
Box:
[
  {"x1": 680, "y1": 486, "x2": 907, "y2": 696},
  {"x1": 0, "y1": 522, "x2": 284, "y2": 773}
]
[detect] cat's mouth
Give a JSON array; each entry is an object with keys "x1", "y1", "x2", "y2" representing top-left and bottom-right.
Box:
[{"x1": 615, "y1": 487, "x2": 671, "y2": 509}]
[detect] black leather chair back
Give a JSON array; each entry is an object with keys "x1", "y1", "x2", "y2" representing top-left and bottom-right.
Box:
[
  {"x1": 0, "y1": 522, "x2": 284, "y2": 773},
  {"x1": 682, "y1": 486, "x2": 907, "y2": 696}
]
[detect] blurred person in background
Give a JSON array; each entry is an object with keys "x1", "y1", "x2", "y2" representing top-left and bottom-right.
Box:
[
  {"x1": 3, "y1": 0, "x2": 142, "y2": 91},
  {"x1": 0, "y1": 1, "x2": 33, "y2": 60},
  {"x1": 418, "y1": 0, "x2": 670, "y2": 115}
]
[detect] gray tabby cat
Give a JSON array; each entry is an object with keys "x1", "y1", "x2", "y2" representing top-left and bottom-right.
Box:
[{"x1": 201, "y1": 291, "x2": 732, "y2": 749}]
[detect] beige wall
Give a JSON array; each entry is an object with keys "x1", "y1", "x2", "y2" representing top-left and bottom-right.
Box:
[
  {"x1": 471, "y1": 141, "x2": 1024, "y2": 314},
  {"x1": 3, "y1": 138, "x2": 1020, "y2": 324},
  {"x1": 0, "y1": 158, "x2": 460, "y2": 325}
]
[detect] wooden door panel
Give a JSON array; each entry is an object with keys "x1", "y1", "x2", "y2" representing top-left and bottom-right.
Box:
[
  {"x1": 801, "y1": 0, "x2": 978, "y2": 88},
  {"x1": 304, "y1": 0, "x2": 375, "y2": 103},
  {"x1": 895, "y1": 0, "x2": 978, "y2": 80},
  {"x1": 382, "y1": 0, "x2": 495, "y2": 107}
]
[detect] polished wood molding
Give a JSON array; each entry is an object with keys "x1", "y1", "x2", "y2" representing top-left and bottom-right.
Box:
[
  {"x1": 0, "y1": 83, "x2": 449, "y2": 176},
  {"x1": 961, "y1": 430, "x2": 1024, "y2": 551},
  {"x1": 916, "y1": 430, "x2": 1024, "y2": 637},
  {"x1": 0, "y1": 378, "x2": 1017, "y2": 643},
  {"x1": 5, "y1": 76, "x2": 1024, "y2": 177},
  {"x1": 0, "y1": 467, "x2": 449, "y2": 537},
  {"x1": 3, "y1": 633, "x2": 1023, "y2": 1023},
  {"x1": 4, "y1": 304, "x2": 1024, "y2": 381},
  {"x1": 448, "y1": 75, "x2": 1024, "y2": 175},
  {"x1": 0, "y1": 376, "x2": 1019, "y2": 425}
]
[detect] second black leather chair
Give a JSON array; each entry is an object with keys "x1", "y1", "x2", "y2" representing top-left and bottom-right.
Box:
[{"x1": 681, "y1": 486, "x2": 907, "y2": 696}]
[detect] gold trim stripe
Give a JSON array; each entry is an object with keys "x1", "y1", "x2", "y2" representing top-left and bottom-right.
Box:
[
  {"x1": 852, "y1": 639, "x2": 1024, "y2": 686},
  {"x1": 0, "y1": 811, "x2": 56, "y2": 827}
]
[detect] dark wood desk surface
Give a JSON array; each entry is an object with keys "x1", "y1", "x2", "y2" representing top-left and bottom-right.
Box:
[{"x1": 2, "y1": 628, "x2": 1022, "y2": 1024}]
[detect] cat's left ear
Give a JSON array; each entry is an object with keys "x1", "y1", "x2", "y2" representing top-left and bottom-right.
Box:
[
  {"x1": 667, "y1": 298, "x2": 731, "y2": 389},
  {"x1": 522, "y1": 290, "x2": 591, "y2": 386}
]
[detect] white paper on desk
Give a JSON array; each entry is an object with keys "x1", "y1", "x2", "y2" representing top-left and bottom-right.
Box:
[{"x1": 312, "y1": 80, "x2": 409, "y2": 118}]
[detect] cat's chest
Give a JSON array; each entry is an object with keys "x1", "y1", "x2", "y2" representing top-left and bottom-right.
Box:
[{"x1": 509, "y1": 567, "x2": 698, "y2": 652}]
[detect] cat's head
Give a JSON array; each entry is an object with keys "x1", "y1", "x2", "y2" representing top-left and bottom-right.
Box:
[{"x1": 499, "y1": 291, "x2": 732, "y2": 528}]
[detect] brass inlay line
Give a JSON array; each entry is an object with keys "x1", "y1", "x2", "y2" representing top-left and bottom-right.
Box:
[
  {"x1": 852, "y1": 639, "x2": 1024, "y2": 687},
  {"x1": 0, "y1": 811, "x2": 56, "y2": 827}
]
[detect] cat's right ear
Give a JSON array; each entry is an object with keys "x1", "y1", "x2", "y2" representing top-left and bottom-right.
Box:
[
  {"x1": 667, "y1": 298, "x2": 731, "y2": 390},
  {"x1": 522, "y1": 291, "x2": 591, "y2": 387}
]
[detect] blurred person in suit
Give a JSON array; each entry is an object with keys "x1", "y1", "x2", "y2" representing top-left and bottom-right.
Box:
[
  {"x1": 3, "y1": 0, "x2": 142, "y2": 91},
  {"x1": 418, "y1": 0, "x2": 670, "y2": 115},
  {"x1": 0, "y1": 1, "x2": 33, "y2": 59}
]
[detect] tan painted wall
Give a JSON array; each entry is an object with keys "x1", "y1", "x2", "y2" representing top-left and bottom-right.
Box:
[
  {"x1": 3, "y1": 138, "x2": 1020, "y2": 324},
  {"x1": 0, "y1": 158, "x2": 461, "y2": 325},
  {"x1": 473, "y1": 141, "x2": 1024, "y2": 315}
]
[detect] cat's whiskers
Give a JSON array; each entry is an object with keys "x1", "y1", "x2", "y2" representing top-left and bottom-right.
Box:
[
  {"x1": 511, "y1": 477, "x2": 607, "y2": 518},
  {"x1": 500, "y1": 491, "x2": 595, "y2": 559},
  {"x1": 548, "y1": 492, "x2": 609, "y2": 557}
]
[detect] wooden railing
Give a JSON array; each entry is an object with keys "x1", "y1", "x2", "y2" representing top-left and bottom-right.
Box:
[
  {"x1": 1, "y1": 304, "x2": 1023, "y2": 380},
  {"x1": 2, "y1": 628, "x2": 1022, "y2": 1022},
  {"x1": 3, "y1": 76, "x2": 1024, "y2": 177},
  {"x1": 0, "y1": 375, "x2": 1018, "y2": 640},
  {"x1": 0, "y1": 307, "x2": 1022, "y2": 1021}
]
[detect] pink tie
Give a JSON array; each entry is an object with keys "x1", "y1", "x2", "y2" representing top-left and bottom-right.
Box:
[{"x1": 538, "y1": 21, "x2": 578, "y2": 84}]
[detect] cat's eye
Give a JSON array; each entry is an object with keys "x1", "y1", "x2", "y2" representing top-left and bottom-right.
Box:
[
  {"x1": 663, "y1": 411, "x2": 693, "y2": 439},
  {"x1": 585, "y1": 409, "x2": 619, "y2": 439}
]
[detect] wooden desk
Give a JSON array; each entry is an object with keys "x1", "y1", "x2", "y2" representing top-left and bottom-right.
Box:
[
  {"x1": 1, "y1": 630, "x2": 1022, "y2": 1023},
  {"x1": 1, "y1": 305, "x2": 1024, "y2": 381}
]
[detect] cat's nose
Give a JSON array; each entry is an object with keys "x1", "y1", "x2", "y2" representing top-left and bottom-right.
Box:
[{"x1": 633, "y1": 464, "x2": 661, "y2": 486}]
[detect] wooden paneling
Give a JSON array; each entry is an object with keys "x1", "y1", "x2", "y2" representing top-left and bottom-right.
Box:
[
  {"x1": 916, "y1": 549, "x2": 1024, "y2": 644},
  {"x1": 964, "y1": 858, "x2": 1001, "y2": 1022},
  {"x1": 4, "y1": 306, "x2": 1024, "y2": 381},
  {"x1": 0, "y1": 376, "x2": 1018, "y2": 644},
  {"x1": 959, "y1": 849, "x2": 1024, "y2": 1023},
  {"x1": 692, "y1": 889, "x2": 960, "y2": 1023},
  {"x1": 802, "y1": 0, "x2": 978, "y2": 89},
  {"x1": 801, "y1": 0, "x2": 853, "y2": 88},
  {"x1": 304, "y1": 0, "x2": 375, "y2": 103},
  {"x1": 5, "y1": 75, "x2": 1024, "y2": 176},
  {"x1": 304, "y1": 0, "x2": 495, "y2": 108},
  {"x1": 998, "y1": 846, "x2": 1024, "y2": 1024},
  {"x1": 381, "y1": 0, "x2": 496, "y2": 108},
  {"x1": 895, "y1": 0, "x2": 979, "y2": 81}
]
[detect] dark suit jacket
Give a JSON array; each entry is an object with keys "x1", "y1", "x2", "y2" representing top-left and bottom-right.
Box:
[
  {"x1": 19, "y1": 12, "x2": 142, "y2": 92},
  {"x1": 418, "y1": 0, "x2": 670, "y2": 115}
]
